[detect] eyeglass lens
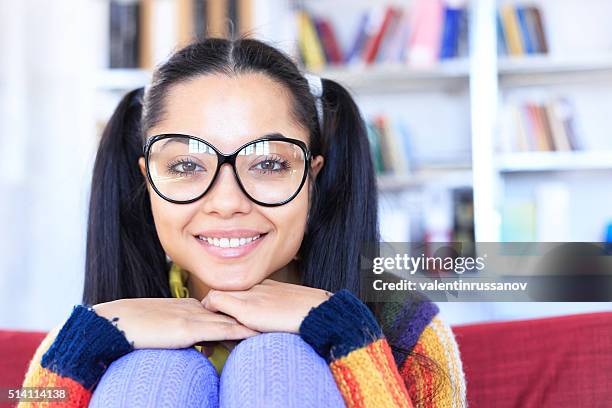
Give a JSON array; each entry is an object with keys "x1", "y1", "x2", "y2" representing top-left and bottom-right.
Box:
[{"x1": 147, "y1": 136, "x2": 307, "y2": 204}]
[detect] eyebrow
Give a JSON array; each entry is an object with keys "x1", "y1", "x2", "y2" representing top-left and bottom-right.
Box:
[{"x1": 158, "y1": 137, "x2": 188, "y2": 151}]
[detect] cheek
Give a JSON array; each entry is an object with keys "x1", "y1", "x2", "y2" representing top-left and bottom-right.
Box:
[
  {"x1": 266, "y1": 184, "x2": 311, "y2": 255},
  {"x1": 149, "y1": 193, "x2": 193, "y2": 254}
]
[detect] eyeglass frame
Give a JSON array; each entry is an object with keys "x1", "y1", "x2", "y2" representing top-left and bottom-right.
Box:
[{"x1": 142, "y1": 133, "x2": 313, "y2": 207}]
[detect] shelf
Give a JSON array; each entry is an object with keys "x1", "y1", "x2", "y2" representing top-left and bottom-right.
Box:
[
  {"x1": 312, "y1": 59, "x2": 470, "y2": 93},
  {"x1": 498, "y1": 55, "x2": 612, "y2": 87},
  {"x1": 377, "y1": 165, "x2": 472, "y2": 191},
  {"x1": 94, "y1": 56, "x2": 612, "y2": 92},
  {"x1": 496, "y1": 151, "x2": 612, "y2": 172},
  {"x1": 93, "y1": 69, "x2": 152, "y2": 91},
  {"x1": 94, "y1": 61, "x2": 471, "y2": 93}
]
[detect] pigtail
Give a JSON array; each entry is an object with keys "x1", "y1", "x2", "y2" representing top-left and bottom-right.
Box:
[
  {"x1": 300, "y1": 78, "x2": 379, "y2": 298},
  {"x1": 83, "y1": 87, "x2": 170, "y2": 305}
]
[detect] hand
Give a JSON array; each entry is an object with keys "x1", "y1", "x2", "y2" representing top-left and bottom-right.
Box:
[
  {"x1": 93, "y1": 298, "x2": 260, "y2": 349},
  {"x1": 201, "y1": 279, "x2": 333, "y2": 333}
]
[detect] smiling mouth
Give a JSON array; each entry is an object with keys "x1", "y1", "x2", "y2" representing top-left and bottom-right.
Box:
[{"x1": 196, "y1": 234, "x2": 265, "y2": 248}]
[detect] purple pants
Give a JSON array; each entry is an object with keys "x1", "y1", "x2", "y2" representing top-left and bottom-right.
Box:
[{"x1": 89, "y1": 332, "x2": 345, "y2": 407}]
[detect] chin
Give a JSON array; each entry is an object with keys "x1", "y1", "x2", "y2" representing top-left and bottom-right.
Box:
[{"x1": 200, "y1": 268, "x2": 263, "y2": 291}]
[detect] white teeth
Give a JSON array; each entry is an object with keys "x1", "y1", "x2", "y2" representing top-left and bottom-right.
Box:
[{"x1": 198, "y1": 234, "x2": 261, "y2": 248}]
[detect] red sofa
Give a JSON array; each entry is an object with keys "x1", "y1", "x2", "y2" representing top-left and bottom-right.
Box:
[{"x1": 1, "y1": 311, "x2": 611, "y2": 407}]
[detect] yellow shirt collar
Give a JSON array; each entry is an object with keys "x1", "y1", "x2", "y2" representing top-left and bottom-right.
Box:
[{"x1": 168, "y1": 262, "x2": 230, "y2": 375}]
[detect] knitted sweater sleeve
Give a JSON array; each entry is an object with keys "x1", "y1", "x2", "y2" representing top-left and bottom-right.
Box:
[
  {"x1": 299, "y1": 289, "x2": 416, "y2": 407},
  {"x1": 399, "y1": 315, "x2": 467, "y2": 408},
  {"x1": 299, "y1": 289, "x2": 467, "y2": 408},
  {"x1": 18, "y1": 305, "x2": 134, "y2": 407}
]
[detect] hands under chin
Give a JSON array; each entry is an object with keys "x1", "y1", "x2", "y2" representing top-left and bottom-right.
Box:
[{"x1": 200, "y1": 279, "x2": 333, "y2": 334}]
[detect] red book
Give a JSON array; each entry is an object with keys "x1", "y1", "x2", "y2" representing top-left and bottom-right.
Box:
[
  {"x1": 363, "y1": 6, "x2": 397, "y2": 64},
  {"x1": 316, "y1": 18, "x2": 344, "y2": 64},
  {"x1": 526, "y1": 103, "x2": 552, "y2": 151}
]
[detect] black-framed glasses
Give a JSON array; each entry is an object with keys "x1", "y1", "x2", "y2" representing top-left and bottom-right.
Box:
[{"x1": 143, "y1": 133, "x2": 312, "y2": 206}]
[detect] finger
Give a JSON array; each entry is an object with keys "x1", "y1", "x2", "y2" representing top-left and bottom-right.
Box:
[
  {"x1": 191, "y1": 309, "x2": 243, "y2": 326},
  {"x1": 207, "y1": 323, "x2": 259, "y2": 341},
  {"x1": 260, "y1": 278, "x2": 279, "y2": 286},
  {"x1": 202, "y1": 290, "x2": 247, "y2": 318}
]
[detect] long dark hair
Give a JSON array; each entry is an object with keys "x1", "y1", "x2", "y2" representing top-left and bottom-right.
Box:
[{"x1": 83, "y1": 38, "x2": 378, "y2": 305}]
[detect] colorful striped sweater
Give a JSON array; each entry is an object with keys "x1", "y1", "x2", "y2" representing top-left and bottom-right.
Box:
[{"x1": 19, "y1": 274, "x2": 466, "y2": 408}]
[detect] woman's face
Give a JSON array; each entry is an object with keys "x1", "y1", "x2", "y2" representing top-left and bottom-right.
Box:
[{"x1": 138, "y1": 73, "x2": 324, "y2": 292}]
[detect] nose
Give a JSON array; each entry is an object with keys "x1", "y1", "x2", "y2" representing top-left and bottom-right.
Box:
[{"x1": 200, "y1": 164, "x2": 252, "y2": 218}]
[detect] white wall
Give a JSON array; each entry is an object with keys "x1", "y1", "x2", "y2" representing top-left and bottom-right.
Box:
[{"x1": 0, "y1": 0, "x2": 98, "y2": 331}]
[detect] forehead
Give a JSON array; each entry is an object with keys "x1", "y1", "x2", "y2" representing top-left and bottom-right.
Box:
[{"x1": 147, "y1": 72, "x2": 308, "y2": 152}]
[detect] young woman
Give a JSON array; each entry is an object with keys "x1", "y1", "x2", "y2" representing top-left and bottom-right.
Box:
[{"x1": 20, "y1": 38, "x2": 466, "y2": 407}]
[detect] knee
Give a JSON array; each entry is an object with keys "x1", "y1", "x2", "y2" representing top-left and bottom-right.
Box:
[
  {"x1": 231, "y1": 332, "x2": 316, "y2": 357},
  {"x1": 103, "y1": 348, "x2": 217, "y2": 378},
  {"x1": 226, "y1": 332, "x2": 326, "y2": 370},
  {"x1": 90, "y1": 348, "x2": 218, "y2": 408},
  {"x1": 220, "y1": 333, "x2": 345, "y2": 407}
]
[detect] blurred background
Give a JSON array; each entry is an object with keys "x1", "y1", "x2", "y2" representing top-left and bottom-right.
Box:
[{"x1": 0, "y1": 0, "x2": 611, "y2": 331}]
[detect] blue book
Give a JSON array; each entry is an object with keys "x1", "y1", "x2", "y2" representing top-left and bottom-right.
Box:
[
  {"x1": 440, "y1": 7, "x2": 462, "y2": 59},
  {"x1": 496, "y1": 12, "x2": 507, "y2": 56},
  {"x1": 516, "y1": 7, "x2": 534, "y2": 54},
  {"x1": 346, "y1": 11, "x2": 370, "y2": 63}
]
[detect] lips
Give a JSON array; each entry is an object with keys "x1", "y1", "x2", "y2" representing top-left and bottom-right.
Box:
[
  {"x1": 193, "y1": 229, "x2": 267, "y2": 238},
  {"x1": 193, "y1": 229, "x2": 268, "y2": 259},
  {"x1": 196, "y1": 234, "x2": 262, "y2": 248}
]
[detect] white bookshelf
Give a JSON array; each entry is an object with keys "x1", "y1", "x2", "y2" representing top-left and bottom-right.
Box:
[
  {"x1": 94, "y1": 58, "x2": 471, "y2": 93},
  {"x1": 498, "y1": 54, "x2": 612, "y2": 87},
  {"x1": 91, "y1": 0, "x2": 612, "y2": 243},
  {"x1": 313, "y1": 58, "x2": 470, "y2": 93},
  {"x1": 377, "y1": 166, "x2": 472, "y2": 191},
  {"x1": 468, "y1": 0, "x2": 612, "y2": 242},
  {"x1": 497, "y1": 151, "x2": 612, "y2": 172}
]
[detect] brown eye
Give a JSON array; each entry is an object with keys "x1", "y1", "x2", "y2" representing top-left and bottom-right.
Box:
[{"x1": 256, "y1": 160, "x2": 281, "y2": 171}]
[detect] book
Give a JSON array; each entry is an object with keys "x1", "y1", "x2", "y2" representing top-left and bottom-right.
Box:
[
  {"x1": 527, "y1": 6, "x2": 548, "y2": 54},
  {"x1": 515, "y1": 6, "x2": 534, "y2": 54},
  {"x1": 313, "y1": 17, "x2": 343, "y2": 64},
  {"x1": 502, "y1": 98, "x2": 581, "y2": 153},
  {"x1": 556, "y1": 98, "x2": 580, "y2": 150},
  {"x1": 193, "y1": 0, "x2": 208, "y2": 40},
  {"x1": 362, "y1": 6, "x2": 397, "y2": 64},
  {"x1": 500, "y1": 4, "x2": 524, "y2": 56},
  {"x1": 296, "y1": 2, "x2": 468, "y2": 68},
  {"x1": 526, "y1": 103, "x2": 551, "y2": 151},
  {"x1": 366, "y1": 122, "x2": 385, "y2": 173},
  {"x1": 440, "y1": 5, "x2": 463, "y2": 59},
  {"x1": 537, "y1": 104, "x2": 556, "y2": 151},
  {"x1": 373, "y1": 116, "x2": 395, "y2": 173},
  {"x1": 109, "y1": 0, "x2": 140, "y2": 68},
  {"x1": 380, "y1": 9, "x2": 412, "y2": 63},
  {"x1": 452, "y1": 187, "x2": 475, "y2": 245},
  {"x1": 496, "y1": 12, "x2": 507, "y2": 56},
  {"x1": 408, "y1": 0, "x2": 445, "y2": 66},
  {"x1": 355, "y1": 5, "x2": 387, "y2": 65},
  {"x1": 545, "y1": 101, "x2": 571, "y2": 151},
  {"x1": 296, "y1": 10, "x2": 326, "y2": 70},
  {"x1": 346, "y1": 11, "x2": 371, "y2": 64},
  {"x1": 498, "y1": 4, "x2": 548, "y2": 57}
]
